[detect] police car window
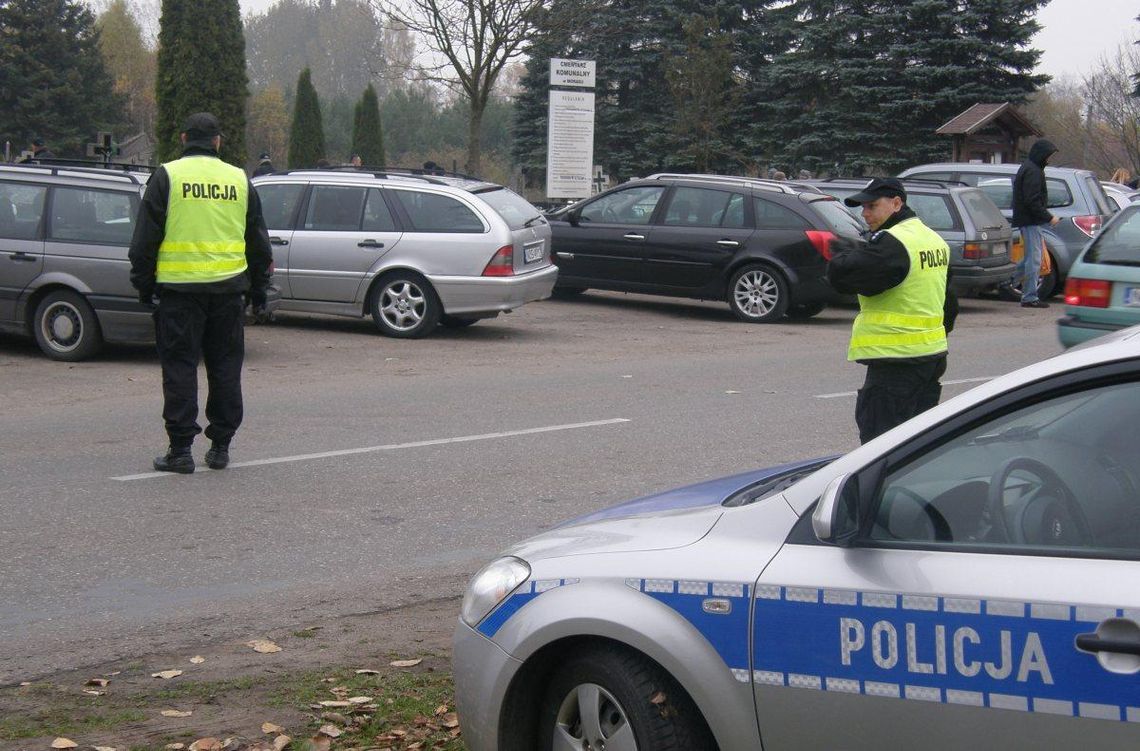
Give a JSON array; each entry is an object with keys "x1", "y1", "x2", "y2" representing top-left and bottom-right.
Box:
[
  {"x1": 907, "y1": 194, "x2": 958, "y2": 231},
  {"x1": 578, "y1": 186, "x2": 664, "y2": 225},
  {"x1": 256, "y1": 183, "x2": 304, "y2": 230},
  {"x1": 362, "y1": 189, "x2": 397, "y2": 232},
  {"x1": 869, "y1": 380, "x2": 1140, "y2": 558},
  {"x1": 0, "y1": 183, "x2": 46, "y2": 240},
  {"x1": 753, "y1": 197, "x2": 810, "y2": 230},
  {"x1": 305, "y1": 185, "x2": 366, "y2": 231},
  {"x1": 49, "y1": 187, "x2": 134, "y2": 245},
  {"x1": 662, "y1": 187, "x2": 741, "y2": 228},
  {"x1": 391, "y1": 190, "x2": 484, "y2": 233}
]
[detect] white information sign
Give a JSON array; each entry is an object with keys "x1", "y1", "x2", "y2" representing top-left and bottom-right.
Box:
[
  {"x1": 546, "y1": 90, "x2": 595, "y2": 198},
  {"x1": 550, "y1": 58, "x2": 596, "y2": 88}
]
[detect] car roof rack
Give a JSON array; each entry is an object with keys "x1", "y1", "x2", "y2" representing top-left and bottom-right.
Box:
[
  {"x1": 276, "y1": 165, "x2": 483, "y2": 186},
  {"x1": 0, "y1": 160, "x2": 150, "y2": 185},
  {"x1": 645, "y1": 172, "x2": 824, "y2": 195}
]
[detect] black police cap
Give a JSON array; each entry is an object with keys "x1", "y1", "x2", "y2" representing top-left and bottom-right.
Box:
[
  {"x1": 844, "y1": 177, "x2": 907, "y2": 207},
  {"x1": 181, "y1": 112, "x2": 223, "y2": 141}
]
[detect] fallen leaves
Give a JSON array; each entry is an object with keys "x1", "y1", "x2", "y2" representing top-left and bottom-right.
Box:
[
  {"x1": 161, "y1": 709, "x2": 193, "y2": 718},
  {"x1": 152, "y1": 669, "x2": 184, "y2": 679},
  {"x1": 388, "y1": 658, "x2": 421, "y2": 668},
  {"x1": 51, "y1": 739, "x2": 78, "y2": 749},
  {"x1": 85, "y1": 677, "x2": 110, "y2": 687},
  {"x1": 261, "y1": 723, "x2": 284, "y2": 735},
  {"x1": 190, "y1": 655, "x2": 206, "y2": 664},
  {"x1": 316, "y1": 724, "x2": 342, "y2": 738},
  {"x1": 188, "y1": 738, "x2": 222, "y2": 751},
  {"x1": 247, "y1": 639, "x2": 282, "y2": 654}
]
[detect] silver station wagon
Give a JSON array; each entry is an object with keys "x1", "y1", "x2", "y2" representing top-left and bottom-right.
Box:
[
  {"x1": 454, "y1": 326, "x2": 1140, "y2": 750},
  {"x1": 252, "y1": 169, "x2": 557, "y2": 338}
]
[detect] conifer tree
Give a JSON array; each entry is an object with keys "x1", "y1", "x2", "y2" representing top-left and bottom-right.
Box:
[
  {"x1": 155, "y1": 0, "x2": 248, "y2": 165},
  {"x1": 351, "y1": 84, "x2": 385, "y2": 167},
  {"x1": 0, "y1": 0, "x2": 124, "y2": 156},
  {"x1": 288, "y1": 68, "x2": 326, "y2": 168}
]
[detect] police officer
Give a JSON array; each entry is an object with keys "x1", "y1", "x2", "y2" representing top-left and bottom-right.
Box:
[
  {"x1": 252, "y1": 152, "x2": 274, "y2": 177},
  {"x1": 129, "y1": 112, "x2": 273, "y2": 473},
  {"x1": 827, "y1": 177, "x2": 958, "y2": 444}
]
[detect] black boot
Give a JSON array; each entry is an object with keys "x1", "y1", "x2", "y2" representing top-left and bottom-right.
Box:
[
  {"x1": 153, "y1": 446, "x2": 194, "y2": 474},
  {"x1": 205, "y1": 441, "x2": 230, "y2": 470}
]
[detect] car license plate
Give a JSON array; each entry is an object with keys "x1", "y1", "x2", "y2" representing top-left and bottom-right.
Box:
[
  {"x1": 524, "y1": 244, "x2": 544, "y2": 264},
  {"x1": 1125, "y1": 286, "x2": 1140, "y2": 307}
]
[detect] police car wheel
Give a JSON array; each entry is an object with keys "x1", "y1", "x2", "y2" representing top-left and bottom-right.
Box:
[
  {"x1": 32, "y1": 290, "x2": 103, "y2": 362},
  {"x1": 537, "y1": 646, "x2": 715, "y2": 751},
  {"x1": 728, "y1": 264, "x2": 788, "y2": 323},
  {"x1": 985, "y1": 456, "x2": 1091, "y2": 546},
  {"x1": 369, "y1": 272, "x2": 442, "y2": 338}
]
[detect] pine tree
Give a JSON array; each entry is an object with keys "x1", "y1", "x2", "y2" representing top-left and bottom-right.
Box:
[
  {"x1": 288, "y1": 68, "x2": 326, "y2": 168},
  {"x1": 351, "y1": 84, "x2": 385, "y2": 167},
  {"x1": 0, "y1": 0, "x2": 125, "y2": 157},
  {"x1": 155, "y1": 0, "x2": 248, "y2": 166}
]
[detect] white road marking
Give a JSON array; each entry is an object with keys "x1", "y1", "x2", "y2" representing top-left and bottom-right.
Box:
[
  {"x1": 814, "y1": 376, "x2": 995, "y2": 399},
  {"x1": 112, "y1": 418, "x2": 631, "y2": 481}
]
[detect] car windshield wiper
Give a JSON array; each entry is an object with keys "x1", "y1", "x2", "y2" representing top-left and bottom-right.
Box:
[
  {"x1": 967, "y1": 424, "x2": 1039, "y2": 446},
  {"x1": 524, "y1": 214, "x2": 546, "y2": 228}
]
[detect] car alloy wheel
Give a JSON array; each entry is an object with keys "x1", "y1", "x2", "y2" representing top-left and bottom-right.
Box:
[
  {"x1": 728, "y1": 264, "x2": 788, "y2": 323},
  {"x1": 369, "y1": 272, "x2": 442, "y2": 338},
  {"x1": 553, "y1": 683, "x2": 636, "y2": 751},
  {"x1": 33, "y1": 290, "x2": 102, "y2": 361}
]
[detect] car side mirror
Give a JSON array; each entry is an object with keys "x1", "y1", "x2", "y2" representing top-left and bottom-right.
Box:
[
  {"x1": 567, "y1": 209, "x2": 581, "y2": 227},
  {"x1": 812, "y1": 472, "x2": 860, "y2": 546}
]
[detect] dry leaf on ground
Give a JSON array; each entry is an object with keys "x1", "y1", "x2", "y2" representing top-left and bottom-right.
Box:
[
  {"x1": 161, "y1": 709, "x2": 193, "y2": 718},
  {"x1": 152, "y1": 669, "x2": 183, "y2": 679},
  {"x1": 272, "y1": 735, "x2": 291, "y2": 751},
  {"x1": 85, "y1": 677, "x2": 110, "y2": 687},
  {"x1": 389, "y1": 658, "x2": 422, "y2": 668},
  {"x1": 347, "y1": 696, "x2": 373, "y2": 704},
  {"x1": 261, "y1": 723, "x2": 284, "y2": 735},
  {"x1": 305, "y1": 736, "x2": 331, "y2": 751},
  {"x1": 354, "y1": 668, "x2": 381, "y2": 675},
  {"x1": 51, "y1": 739, "x2": 78, "y2": 749},
  {"x1": 189, "y1": 656, "x2": 205, "y2": 664},
  {"x1": 83, "y1": 689, "x2": 105, "y2": 696},
  {"x1": 246, "y1": 639, "x2": 282, "y2": 653},
  {"x1": 317, "y1": 725, "x2": 342, "y2": 738},
  {"x1": 318, "y1": 700, "x2": 352, "y2": 708},
  {"x1": 188, "y1": 738, "x2": 223, "y2": 751},
  {"x1": 94, "y1": 746, "x2": 118, "y2": 751},
  {"x1": 164, "y1": 745, "x2": 186, "y2": 750}
]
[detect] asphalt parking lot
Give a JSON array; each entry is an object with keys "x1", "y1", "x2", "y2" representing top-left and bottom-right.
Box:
[{"x1": 0, "y1": 291, "x2": 1062, "y2": 683}]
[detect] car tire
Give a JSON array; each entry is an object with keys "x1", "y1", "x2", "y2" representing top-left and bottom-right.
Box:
[
  {"x1": 537, "y1": 646, "x2": 715, "y2": 751},
  {"x1": 32, "y1": 289, "x2": 103, "y2": 361},
  {"x1": 439, "y1": 314, "x2": 479, "y2": 328},
  {"x1": 727, "y1": 264, "x2": 788, "y2": 323},
  {"x1": 786, "y1": 301, "x2": 826, "y2": 319},
  {"x1": 552, "y1": 286, "x2": 588, "y2": 298},
  {"x1": 368, "y1": 272, "x2": 442, "y2": 338}
]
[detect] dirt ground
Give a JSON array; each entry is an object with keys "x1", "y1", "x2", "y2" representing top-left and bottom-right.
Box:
[{"x1": 0, "y1": 597, "x2": 461, "y2": 751}]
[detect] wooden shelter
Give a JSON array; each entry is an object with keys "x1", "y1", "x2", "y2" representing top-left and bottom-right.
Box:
[{"x1": 935, "y1": 103, "x2": 1042, "y2": 164}]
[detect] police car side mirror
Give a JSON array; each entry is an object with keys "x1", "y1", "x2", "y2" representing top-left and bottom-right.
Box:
[{"x1": 812, "y1": 473, "x2": 860, "y2": 547}]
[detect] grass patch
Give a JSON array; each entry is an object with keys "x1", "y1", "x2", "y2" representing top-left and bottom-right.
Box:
[
  {"x1": 0, "y1": 707, "x2": 147, "y2": 740},
  {"x1": 143, "y1": 676, "x2": 261, "y2": 704}
]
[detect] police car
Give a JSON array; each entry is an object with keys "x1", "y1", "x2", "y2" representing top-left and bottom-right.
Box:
[{"x1": 454, "y1": 326, "x2": 1140, "y2": 750}]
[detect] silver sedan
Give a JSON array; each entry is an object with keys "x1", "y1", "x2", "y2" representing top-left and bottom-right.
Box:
[{"x1": 454, "y1": 326, "x2": 1140, "y2": 750}]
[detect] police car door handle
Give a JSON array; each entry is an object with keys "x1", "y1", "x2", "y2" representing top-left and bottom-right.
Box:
[
  {"x1": 716, "y1": 239, "x2": 740, "y2": 247},
  {"x1": 8, "y1": 251, "x2": 36, "y2": 262},
  {"x1": 623, "y1": 233, "x2": 645, "y2": 241},
  {"x1": 358, "y1": 239, "x2": 384, "y2": 248},
  {"x1": 1075, "y1": 633, "x2": 1140, "y2": 656},
  {"x1": 269, "y1": 236, "x2": 289, "y2": 246}
]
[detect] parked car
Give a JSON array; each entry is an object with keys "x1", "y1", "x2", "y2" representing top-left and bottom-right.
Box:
[
  {"x1": 1058, "y1": 203, "x2": 1140, "y2": 347},
  {"x1": 0, "y1": 162, "x2": 152, "y2": 360},
  {"x1": 806, "y1": 178, "x2": 1015, "y2": 296},
  {"x1": 252, "y1": 168, "x2": 557, "y2": 338},
  {"x1": 546, "y1": 173, "x2": 865, "y2": 322},
  {"x1": 1100, "y1": 182, "x2": 1138, "y2": 212},
  {"x1": 898, "y1": 163, "x2": 1114, "y2": 299},
  {"x1": 454, "y1": 324, "x2": 1140, "y2": 750}
]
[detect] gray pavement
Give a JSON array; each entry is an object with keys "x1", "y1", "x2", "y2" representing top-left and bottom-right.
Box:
[{"x1": 0, "y1": 292, "x2": 1063, "y2": 683}]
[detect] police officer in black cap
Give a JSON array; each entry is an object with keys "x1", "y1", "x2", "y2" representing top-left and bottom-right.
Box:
[
  {"x1": 128, "y1": 112, "x2": 273, "y2": 473},
  {"x1": 252, "y1": 152, "x2": 275, "y2": 177},
  {"x1": 18, "y1": 137, "x2": 55, "y2": 163},
  {"x1": 827, "y1": 177, "x2": 958, "y2": 443}
]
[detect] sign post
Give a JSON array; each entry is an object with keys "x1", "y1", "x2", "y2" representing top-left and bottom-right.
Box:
[{"x1": 546, "y1": 58, "x2": 596, "y2": 200}]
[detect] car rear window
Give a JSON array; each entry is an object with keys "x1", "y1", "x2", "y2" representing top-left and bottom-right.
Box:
[
  {"x1": 977, "y1": 176, "x2": 1073, "y2": 210},
  {"x1": 958, "y1": 189, "x2": 1006, "y2": 230},
  {"x1": 907, "y1": 193, "x2": 958, "y2": 231},
  {"x1": 806, "y1": 196, "x2": 864, "y2": 237},
  {"x1": 474, "y1": 186, "x2": 543, "y2": 230},
  {"x1": 392, "y1": 189, "x2": 485, "y2": 232},
  {"x1": 1083, "y1": 206, "x2": 1140, "y2": 265}
]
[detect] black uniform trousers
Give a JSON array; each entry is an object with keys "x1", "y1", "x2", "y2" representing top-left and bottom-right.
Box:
[
  {"x1": 855, "y1": 355, "x2": 947, "y2": 444},
  {"x1": 153, "y1": 289, "x2": 245, "y2": 448}
]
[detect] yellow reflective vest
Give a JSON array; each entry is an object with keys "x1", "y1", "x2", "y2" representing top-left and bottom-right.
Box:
[
  {"x1": 156, "y1": 156, "x2": 249, "y2": 284},
  {"x1": 848, "y1": 217, "x2": 949, "y2": 361}
]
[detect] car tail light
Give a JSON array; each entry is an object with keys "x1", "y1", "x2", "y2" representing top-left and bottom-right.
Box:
[
  {"x1": 805, "y1": 230, "x2": 835, "y2": 260},
  {"x1": 1063, "y1": 278, "x2": 1110, "y2": 308},
  {"x1": 1072, "y1": 215, "x2": 1101, "y2": 237},
  {"x1": 962, "y1": 242, "x2": 986, "y2": 260},
  {"x1": 482, "y1": 245, "x2": 515, "y2": 276}
]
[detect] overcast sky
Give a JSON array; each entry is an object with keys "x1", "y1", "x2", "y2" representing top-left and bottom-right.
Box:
[{"x1": 233, "y1": 0, "x2": 1136, "y2": 82}]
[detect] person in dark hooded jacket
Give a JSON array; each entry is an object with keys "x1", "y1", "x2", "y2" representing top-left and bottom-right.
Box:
[{"x1": 1008, "y1": 138, "x2": 1060, "y2": 308}]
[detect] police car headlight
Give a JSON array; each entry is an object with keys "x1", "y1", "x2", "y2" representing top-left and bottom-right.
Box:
[{"x1": 461, "y1": 556, "x2": 530, "y2": 627}]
